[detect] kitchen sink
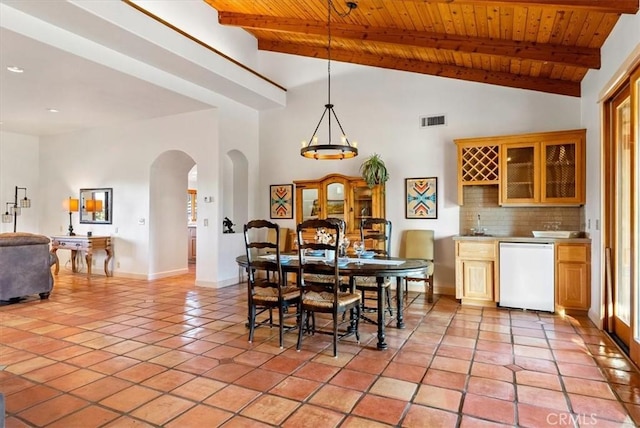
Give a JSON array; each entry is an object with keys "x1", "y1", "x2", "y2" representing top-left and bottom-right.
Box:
[{"x1": 532, "y1": 230, "x2": 582, "y2": 238}]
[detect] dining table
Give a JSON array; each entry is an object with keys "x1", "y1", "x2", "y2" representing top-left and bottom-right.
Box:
[{"x1": 235, "y1": 253, "x2": 431, "y2": 350}]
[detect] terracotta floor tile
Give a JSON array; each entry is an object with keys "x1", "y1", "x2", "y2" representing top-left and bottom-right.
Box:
[
  {"x1": 124, "y1": 344, "x2": 172, "y2": 361},
  {"x1": 202, "y1": 362, "x2": 254, "y2": 382},
  {"x1": 47, "y1": 404, "x2": 121, "y2": 428},
  {"x1": 5, "y1": 356, "x2": 56, "y2": 375},
  {"x1": 260, "y1": 354, "x2": 307, "y2": 374},
  {"x1": 282, "y1": 403, "x2": 345, "y2": 428},
  {"x1": 100, "y1": 340, "x2": 147, "y2": 355},
  {"x1": 99, "y1": 385, "x2": 163, "y2": 412},
  {"x1": 239, "y1": 394, "x2": 300, "y2": 425},
  {"x1": 461, "y1": 393, "x2": 516, "y2": 425},
  {"x1": 113, "y1": 362, "x2": 167, "y2": 383},
  {"x1": 430, "y1": 355, "x2": 471, "y2": 374},
  {"x1": 569, "y1": 393, "x2": 629, "y2": 422},
  {"x1": 294, "y1": 361, "x2": 340, "y2": 382},
  {"x1": 467, "y1": 376, "x2": 515, "y2": 401},
  {"x1": 516, "y1": 402, "x2": 573, "y2": 427},
  {"x1": 6, "y1": 384, "x2": 61, "y2": 413},
  {"x1": 234, "y1": 367, "x2": 287, "y2": 392},
  {"x1": 475, "y1": 351, "x2": 515, "y2": 369},
  {"x1": 165, "y1": 403, "x2": 233, "y2": 428},
  {"x1": 422, "y1": 368, "x2": 468, "y2": 390},
  {"x1": 381, "y1": 361, "x2": 426, "y2": 383},
  {"x1": 459, "y1": 415, "x2": 515, "y2": 427},
  {"x1": 515, "y1": 370, "x2": 562, "y2": 391},
  {"x1": 413, "y1": 384, "x2": 462, "y2": 412},
  {"x1": 516, "y1": 385, "x2": 569, "y2": 412},
  {"x1": 204, "y1": 384, "x2": 261, "y2": 412},
  {"x1": 170, "y1": 355, "x2": 217, "y2": 374},
  {"x1": 436, "y1": 344, "x2": 475, "y2": 361},
  {"x1": 369, "y1": 376, "x2": 417, "y2": 401},
  {"x1": 270, "y1": 376, "x2": 322, "y2": 401},
  {"x1": 340, "y1": 415, "x2": 394, "y2": 427},
  {"x1": 21, "y1": 361, "x2": 78, "y2": 383},
  {"x1": 389, "y1": 350, "x2": 433, "y2": 367},
  {"x1": 170, "y1": 376, "x2": 227, "y2": 401},
  {"x1": 70, "y1": 376, "x2": 133, "y2": 401},
  {"x1": 309, "y1": 383, "x2": 363, "y2": 412},
  {"x1": 45, "y1": 368, "x2": 106, "y2": 392},
  {"x1": 563, "y1": 377, "x2": 616, "y2": 399},
  {"x1": 558, "y1": 361, "x2": 606, "y2": 380},
  {"x1": 402, "y1": 403, "x2": 459, "y2": 427},
  {"x1": 89, "y1": 355, "x2": 140, "y2": 375},
  {"x1": 351, "y1": 394, "x2": 408, "y2": 426},
  {"x1": 17, "y1": 393, "x2": 89, "y2": 427},
  {"x1": 219, "y1": 415, "x2": 273, "y2": 427},
  {"x1": 552, "y1": 349, "x2": 597, "y2": 366},
  {"x1": 513, "y1": 355, "x2": 559, "y2": 374},
  {"x1": 345, "y1": 354, "x2": 390, "y2": 375},
  {"x1": 141, "y1": 368, "x2": 196, "y2": 391},
  {"x1": 130, "y1": 394, "x2": 195, "y2": 426}
]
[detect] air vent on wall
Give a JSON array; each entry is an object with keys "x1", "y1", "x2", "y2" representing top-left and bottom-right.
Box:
[{"x1": 420, "y1": 114, "x2": 446, "y2": 128}]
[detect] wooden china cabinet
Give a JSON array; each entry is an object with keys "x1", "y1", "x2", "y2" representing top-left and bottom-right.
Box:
[{"x1": 294, "y1": 173, "x2": 385, "y2": 242}]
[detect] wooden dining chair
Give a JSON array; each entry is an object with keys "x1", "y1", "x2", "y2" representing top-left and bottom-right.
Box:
[
  {"x1": 243, "y1": 220, "x2": 300, "y2": 348},
  {"x1": 355, "y1": 218, "x2": 393, "y2": 320},
  {"x1": 296, "y1": 219, "x2": 360, "y2": 357},
  {"x1": 401, "y1": 229, "x2": 435, "y2": 303}
]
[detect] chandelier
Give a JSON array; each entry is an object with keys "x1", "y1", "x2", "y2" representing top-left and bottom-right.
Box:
[{"x1": 300, "y1": 1, "x2": 358, "y2": 160}]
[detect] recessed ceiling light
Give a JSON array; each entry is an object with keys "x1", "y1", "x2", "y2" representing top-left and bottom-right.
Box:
[
  {"x1": 7, "y1": 66, "x2": 24, "y2": 73},
  {"x1": 47, "y1": 108, "x2": 59, "y2": 113}
]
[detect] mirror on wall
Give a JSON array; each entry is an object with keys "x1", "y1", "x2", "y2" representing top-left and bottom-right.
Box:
[{"x1": 80, "y1": 188, "x2": 112, "y2": 224}]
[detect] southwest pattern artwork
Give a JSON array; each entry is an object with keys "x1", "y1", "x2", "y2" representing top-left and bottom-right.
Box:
[
  {"x1": 405, "y1": 177, "x2": 437, "y2": 219},
  {"x1": 270, "y1": 184, "x2": 293, "y2": 219}
]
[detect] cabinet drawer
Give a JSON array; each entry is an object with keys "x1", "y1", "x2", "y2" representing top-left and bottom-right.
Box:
[
  {"x1": 557, "y1": 244, "x2": 589, "y2": 263},
  {"x1": 457, "y1": 241, "x2": 496, "y2": 259}
]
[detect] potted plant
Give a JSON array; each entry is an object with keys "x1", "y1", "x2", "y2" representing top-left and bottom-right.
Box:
[{"x1": 360, "y1": 153, "x2": 389, "y2": 188}]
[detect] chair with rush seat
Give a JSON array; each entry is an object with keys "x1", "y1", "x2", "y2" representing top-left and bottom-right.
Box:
[{"x1": 243, "y1": 220, "x2": 299, "y2": 348}]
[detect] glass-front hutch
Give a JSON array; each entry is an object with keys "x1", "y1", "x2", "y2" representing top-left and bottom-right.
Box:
[{"x1": 294, "y1": 174, "x2": 385, "y2": 241}]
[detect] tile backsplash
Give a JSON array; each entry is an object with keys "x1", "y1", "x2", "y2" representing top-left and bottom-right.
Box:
[{"x1": 460, "y1": 186, "x2": 585, "y2": 237}]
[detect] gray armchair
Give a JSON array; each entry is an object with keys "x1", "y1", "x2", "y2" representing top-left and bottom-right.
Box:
[{"x1": 0, "y1": 232, "x2": 56, "y2": 301}]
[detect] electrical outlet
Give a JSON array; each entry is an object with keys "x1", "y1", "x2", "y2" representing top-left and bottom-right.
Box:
[
  {"x1": 117, "y1": 262, "x2": 120, "y2": 268},
  {"x1": 92, "y1": 259, "x2": 96, "y2": 266}
]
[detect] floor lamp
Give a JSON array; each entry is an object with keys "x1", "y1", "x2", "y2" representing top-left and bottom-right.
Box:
[{"x1": 2, "y1": 186, "x2": 31, "y2": 232}]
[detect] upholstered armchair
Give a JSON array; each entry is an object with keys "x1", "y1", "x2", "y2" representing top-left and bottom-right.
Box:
[{"x1": 0, "y1": 232, "x2": 57, "y2": 301}]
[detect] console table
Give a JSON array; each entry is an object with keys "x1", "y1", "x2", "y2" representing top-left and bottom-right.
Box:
[{"x1": 50, "y1": 235, "x2": 113, "y2": 277}]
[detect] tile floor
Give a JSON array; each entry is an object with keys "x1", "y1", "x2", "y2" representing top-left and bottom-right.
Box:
[{"x1": 2, "y1": 270, "x2": 640, "y2": 427}]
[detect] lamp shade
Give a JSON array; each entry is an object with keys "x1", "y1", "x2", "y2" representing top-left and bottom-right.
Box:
[
  {"x1": 63, "y1": 198, "x2": 79, "y2": 212},
  {"x1": 85, "y1": 199, "x2": 103, "y2": 212}
]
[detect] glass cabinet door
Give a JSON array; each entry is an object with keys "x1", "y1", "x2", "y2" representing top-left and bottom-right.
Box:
[
  {"x1": 542, "y1": 140, "x2": 580, "y2": 202},
  {"x1": 301, "y1": 188, "x2": 319, "y2": 221},
  {"x1": 351, "y1": 183, "x2": 373, "y2": 231},
  {"x1": 502, "y1": 143, "x2": 538, "y2": 203},
  {"x1": 325, "y1": 182, "x2": 345, "y2": 220}
]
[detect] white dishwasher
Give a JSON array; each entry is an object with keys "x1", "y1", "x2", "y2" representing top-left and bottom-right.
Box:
[{"x1": 499, "y1": 242, "x2": 555, "y2": 312}]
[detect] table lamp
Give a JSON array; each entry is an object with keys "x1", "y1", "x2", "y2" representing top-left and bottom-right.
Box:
[{"x1": 63, "y1": 197, "x2": 79, "y2": 236}]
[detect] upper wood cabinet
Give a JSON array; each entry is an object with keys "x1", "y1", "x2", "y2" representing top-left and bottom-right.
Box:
[
  {"x1": 294, "y1": 174, "x2": 385, "y2": 239},
  {"x1": 455, "y1": 129, "x2": 586, "y2": 206}
]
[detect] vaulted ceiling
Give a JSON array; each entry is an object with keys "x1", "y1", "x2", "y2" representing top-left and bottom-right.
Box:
[{"x1": 205, "y1": 0, "x2": 639, "y2": 97}]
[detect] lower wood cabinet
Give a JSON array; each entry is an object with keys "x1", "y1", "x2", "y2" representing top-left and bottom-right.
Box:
[
  {"x1": 455, "y1": 238, "x2": 591, "y2": 312},
  {"x1": 455, "y1": 240, "x2": 497, "y2": 305},
  {"x1": 556, "y1": 243, "x2": 590, "y2": 313}
]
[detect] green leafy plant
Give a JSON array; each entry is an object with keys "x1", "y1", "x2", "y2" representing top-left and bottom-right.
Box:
[{"x1": 360, "y1": 153, "x2": 389, "y2": 188}]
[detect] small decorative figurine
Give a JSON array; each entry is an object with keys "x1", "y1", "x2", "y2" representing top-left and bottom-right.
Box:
[{"x1": 223, "y1": 217, "x2": 235, "y2": 234}]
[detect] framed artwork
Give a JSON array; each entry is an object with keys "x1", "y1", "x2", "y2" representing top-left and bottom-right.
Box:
[
  {"x1": 270, "y1": 184, "x2": 294, "y2": 219},
  {"x1": 326, "y1": 199, "x2": 345, "y2": 215},
  {"x1": 405, "y1": 177, "x2": 437, "y2": 219}
]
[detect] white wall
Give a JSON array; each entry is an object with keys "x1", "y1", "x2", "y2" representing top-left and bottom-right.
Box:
[
  {"x1": 0, "y1": 131, "x2": 40, "y2": 233},
  {"x1": 259, "y1": 63, "x2": 582, "y2": 293},
  {"x1": 580, "y1": 12, "x2": 640, "y2": 325}
]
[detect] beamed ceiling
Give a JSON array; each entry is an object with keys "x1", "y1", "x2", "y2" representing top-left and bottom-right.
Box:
[{"x1": 204, "y1": 0, "x2": 639, "y2": 97}]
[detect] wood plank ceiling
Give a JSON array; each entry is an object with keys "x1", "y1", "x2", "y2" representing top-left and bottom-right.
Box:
[{"x1": 204, "y1": 0, "x2": 639, "y2": 97}]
